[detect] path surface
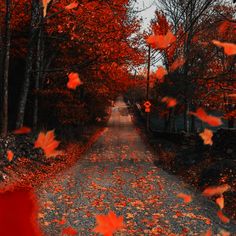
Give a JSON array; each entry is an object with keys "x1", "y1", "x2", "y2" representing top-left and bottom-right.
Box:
[{"x1": 37, "y1": 97, "x2": 236, "y2": 235}]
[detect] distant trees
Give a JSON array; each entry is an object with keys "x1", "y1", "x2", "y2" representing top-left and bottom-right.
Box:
[{"x1": 146, "y1": 0, "x2": 235, "y2": 131}]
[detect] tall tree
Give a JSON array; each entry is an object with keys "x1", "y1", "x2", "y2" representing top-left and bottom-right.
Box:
[{"x1": 1, "y1": 0, "x2": 11, "y2": 136}]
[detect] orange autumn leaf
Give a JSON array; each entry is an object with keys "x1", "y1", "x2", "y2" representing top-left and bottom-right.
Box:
[
  {"x1": 161, "y1": 97, "x2": 177, "y2": 108},
  {"x1": 146, "y1": 30, "x2": 176, "y2": 49},
  {"x1": 67, "y1": 72, "x2": 83, "y2": 90},
  {"x1": 93, "y1": 211, "x2": 124, "y2": 236},
  {"x1": 6, "y1": 150, "x2": 14, "y2": 162},
  {"x1": 177, "y1": 193, "x2": 192, "y2": 203},
  {"x1": 216, "y1": 195, "x2": 224, "y2": 210},
  {"x1": 42, "y1": 0, "x2": 52, "y2": 17},
  {"x1": 34, "y1": 130, "x2": 60, "y2": 157},
  {"x1": 65, "y1": 2, "x2": 78, "y2": 10},
  {"x1": 62, "y1": 226, "x2": 78, "y2": 235},
  {"x1": 202, "y1": 184, "x2": 231, "y2": 197},
  {"x1": 169, "y1": 56, "x2": 186, "y2": 72},
  {"x1": 199, "y1": 129, "x2": 213, "y2": 145},
  {"x1": 155, "y1": 66, "x2": 167, "y2": 82},
  {"x1": 13, "y1": 126, "x2": 31, "y2": 134},
  {"x1": 218, "y1": 21, "x2": 230, "y2": 35},
  {"x1": 202, "y1": 228, "x2": 212, "y2": 236},
  {"x1": 189, "y1": 108, "x2": 222, "y2": 127},
  {"x1": 212, "y1": 40, "x2": 236, "y2": 56},
  {"x1": 217, "y1": 210, "x2": 230, "y2": 223}
]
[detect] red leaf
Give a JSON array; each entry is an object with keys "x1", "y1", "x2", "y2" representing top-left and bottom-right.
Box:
[
  {"x1": 202, "y1": 184, "x2": 230, "y2": 197},
  {"x1": 161, "y1": 97, "x2": 177, "y2": 108},
  {"x1": 169, "y1": 56, "x2": 186, "y2": 72},
  {"x1": 13, "y1": 126, "x2": 31, "y2": 134},
  {"x1": 177, "y1": 193, "x2": 192, "y2": 203},
  {"x1": 6, "y1": 150, "x2": 14, "y2": 162},
  {"x1": 155, "y1": 66, "x2": 167, "y2": 82},
  {"x1": 93, "y1": 211, "x2": 124, "y2": 236},
  {"x1": 65, "y1": 2, "x2": 78, "y2": 10},
  {"x1": 212, "y1": 40, "x2": 236, "y2": 56},
  {"x1": 67, "y1": 72, "x2": 83, "y2": 90},
  {"x1": 62, "y1": 227, "x2": 78, "y2": 235},
  {"x1": 217, "y1": 210, "x2": 230, "y2": 224},
  {"x1": 146, "y1": 30, "x2": 176, "y2": 49},
  {"x1": 189, "y1": 108, "x2": 222, "y2": 127},
  {"x1": 199, "y1": 129, "x2": 213, "y2": 146},
  {"x1": 216, "y1": 195, "x2": 224, "y2": 210},
  {"x1": 34, "y1": 130, "x2": 61, "y2": 157}
]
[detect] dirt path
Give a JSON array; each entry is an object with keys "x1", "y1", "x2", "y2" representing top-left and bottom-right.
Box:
[{"x1": 36, "y1": 97, "x2": 236, "y2": 235}]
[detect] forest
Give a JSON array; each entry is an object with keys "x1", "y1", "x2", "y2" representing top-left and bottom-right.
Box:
[{"x1": 0, "y1": 0, "x2": 235, "y2": 235}]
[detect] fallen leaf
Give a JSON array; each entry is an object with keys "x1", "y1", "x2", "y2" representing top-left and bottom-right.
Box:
[
  {"x1": 62, "y1": 226, "x2": 78, "y2": 235},
  {"x1": 219, "y1": 229, "x2": 230, "y2": 236},
  {"x1": 189, "y1": 108, "x2": 222, "y2": 127},
  {"x1": 202, "y1": 228, "x2": 212, "y2": 236},
  {"x1": 6, "y1": 150, "x2": 14, "y2": 162},
  {"x1": 203, "y1": 184, "x2": 230, "y2": 197},
  {"x1": 199, "y1": 129, "x2": 213, "y2": 145},
  {"x1": 93, "y1": 211, "x2": 124, "y2": 236},
  {"x1": 212, "y1": 40, "x2": 236, "y2": 56},
  {"x1": 177, "y1": 193, "x2": 192, "y2": 203}
]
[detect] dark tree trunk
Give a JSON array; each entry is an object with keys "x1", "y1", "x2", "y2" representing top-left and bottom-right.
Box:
[
  {"x1": 16, "y1": 0, "x2": 40, "y2": 128},
  {"x1": 33, "y1": 9, "x2": 43, "y2": 130},
  {"x1": 1, "y1": 0, "x2": 11, "y2": 136}
]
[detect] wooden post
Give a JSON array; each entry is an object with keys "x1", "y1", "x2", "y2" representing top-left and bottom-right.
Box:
[{"x1": 146, "y1": 45, "x2": 151, "y2": 131}]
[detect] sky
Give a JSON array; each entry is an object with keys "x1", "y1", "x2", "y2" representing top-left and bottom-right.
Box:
[{"x1": 133, "y1": 0, "x2": 157, "y2": 30}]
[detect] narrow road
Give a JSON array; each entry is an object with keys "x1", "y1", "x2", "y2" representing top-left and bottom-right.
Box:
[{"x1": 37, "y1": 97, "x2": 236, "y2": 235}]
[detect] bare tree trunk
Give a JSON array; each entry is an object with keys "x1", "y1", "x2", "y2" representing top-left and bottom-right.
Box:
[
  {"x1": 33, "y1": 9, "x2": 43, "y2": 130},
  {"x1": 16, "y1": 0, "x2": 40, "y2": 128},
  {"x1": 1, "y1": 0, "x2": 11, "y2": 136}
]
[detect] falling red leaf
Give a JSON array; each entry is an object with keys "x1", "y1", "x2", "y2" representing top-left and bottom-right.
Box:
[
  {"x1": 202, "y1": 184, "x2": 230, "y2": 197},
  {"x1": 62, "y1": 226, "x2": 78, "y2": 235},
  {"x1": 0, "y1": 187, "x2": 43, "y2": 236},
  {"x1": 67, "y1": 72, "x2": 83, "y2": 90},
  {"x1": 34, "y1": 130, "x2": 61, "y2": 157},
  {"x1": 13, "y1": 126, "x2": 31, "y2": 134},
  {"x1": 6, "y1": 150, "x2": 14, "y2": 162},
  {"x1": 216, "y1": 195, "x2": 224, "y2": 210},
  {"x1": 42, "y1": 0, "x2": 52, "y2": 17},
  {"x1": 65, "y1": 2, "x2": 78, "y2": 10},
  {"x1": 177, "y1": 193, "x2": 192, "y2": 203},
  {"x1": 161, "y1": 97, "x2": 177, "y2": 108},
  {"x1": 212, "y1": 40, "x2": 236, "y2": 56},
  {"x1": 146, "y1": 30, "x2": 176, "y2": 49},
  {"x1": 189, "y1": 108, "x2": 222, "y2": 127},
  {"x1": 155, "y1": 66, "x2": 167, "y2": 82},
  {"x1": 217, "y1": 210, "x2": 230, "y2": 223},
  {"x1": 169, "y1": 56, "x2": 186, "y2": 72},
  {"x1": 93, "y1": 211, "x2": 124, "y2": 236},
  {"x1": 199, "y1": 129, "x2": 213, "y2": 145}
]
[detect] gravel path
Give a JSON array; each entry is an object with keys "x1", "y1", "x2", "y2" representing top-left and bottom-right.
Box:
[{"x1": 36, "y1": 97, "x2": 236, "y2": 235}]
